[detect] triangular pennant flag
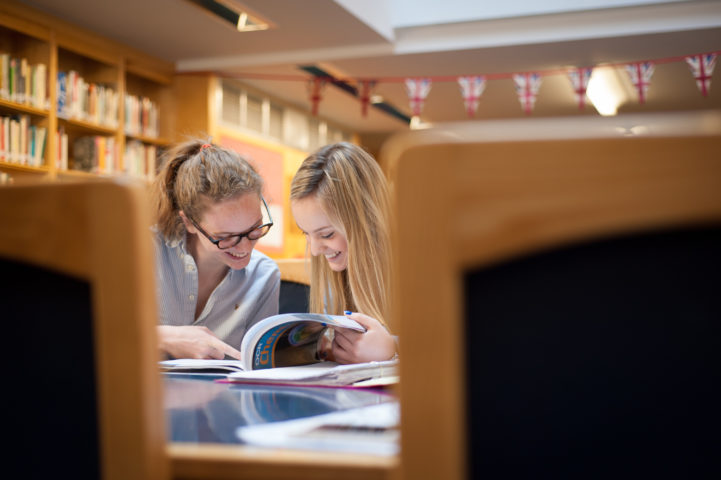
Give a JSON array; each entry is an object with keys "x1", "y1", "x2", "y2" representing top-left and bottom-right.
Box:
[
  {"x1": 307, "y1": 77, "x2": 327, "y2": 116},
  {"x1": 457, "y1": 76, "x2": 486, "y2": 117},
  {"x1": 568, "y1": 67, "x2": 593, "y2": 110},
  {"x1": 685, "y1": 53, "x2": 717, "y2": 97},
  {"x1": 513, "y1": 73, "x2": 542, "y2": 114},
  {"x1": 405, "y1": 78, "x2": 432, "y2": 117},
  {"x1": 359, "y1": 80, "x2": 376, "y2": 117},
  {"x1": 625, "y1": 62, "x2": 655, "y2": 104}
]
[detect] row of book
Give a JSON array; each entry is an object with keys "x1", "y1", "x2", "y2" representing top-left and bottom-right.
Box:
[
  {"x1": 55, "y1": 133, "x2": 158, "y2": 178},
  {"x1": 125, "y1": 95, "x2": 159, "y2": 138},
  {"x1": 124, "y1": 140, "x2": 158, "y2": 179},
  {"x1": 0, "y1": 114, "x2": 47, "y2": 167},
  {"x1": 1, "y1": 118, "x2": 160, "y2": 177},
  {"x1": 0, "y1": 53, "x2": 48, "y2": 110},
  {"x1": 57, "y1": 70, "x2": 119, "y2": 128},
  {"x1": 1, "y1": 57, "x2": 163, "y2": 140},
  {"x1": 56, "y1": 134, "x2": 119, "y2": 175}
]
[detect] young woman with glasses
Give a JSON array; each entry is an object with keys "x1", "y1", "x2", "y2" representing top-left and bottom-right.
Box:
[
  {"x1": 152, "y1": 140, "x2": 279, "y2": 360},
  {"x1": 290, "y1": 142, "x2": 397, "y2": 364}
]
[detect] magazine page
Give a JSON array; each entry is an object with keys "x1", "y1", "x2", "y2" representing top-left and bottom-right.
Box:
[
  {"x1": 238, "y1": 385, "x2": 374, "y2": 425},
  {"x1": 159, "y1": 358, "x2": 246, "y2": 373},
  {"x1": 236, "y1": 402, "x2": 400, "y2": 455},
  {"x1": 241, "y1": 313, "x2": 365, "y2": 370},
  {"x1": 226, "y1": 359, "x2": 399, "y2": 387}
]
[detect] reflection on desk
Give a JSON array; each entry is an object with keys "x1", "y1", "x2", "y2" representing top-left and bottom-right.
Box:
[{"x1": 164, "y1": 373, "x2": 396, "y2": 445}]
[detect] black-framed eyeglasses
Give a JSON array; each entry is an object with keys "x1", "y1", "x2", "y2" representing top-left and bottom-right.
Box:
[{"x1": 188, "y1": 197, "x2": 273, "y2": 249}]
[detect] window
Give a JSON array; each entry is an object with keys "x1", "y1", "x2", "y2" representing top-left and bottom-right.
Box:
[
  {"x1": 308, "y1": 117, "x2": 320, "y2": 150},
  {"x1": 219, "y1": 79, "x2": 353, "y2": 151},
  {"x1": 269, "y1": 103, "x2": 283, "y2": 140},
  {"x1": 246, "y1": 93, "x2": 263, "y2": 133},
  {"x1": 221, "y1": 83, "x2": 241, "y2": 125},
  {"x1": 283, "y1": 109, "x2": 309, "y2": 150}
]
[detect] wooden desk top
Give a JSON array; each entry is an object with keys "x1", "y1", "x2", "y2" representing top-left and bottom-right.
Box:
[{"x1": 163, "y1": 374, "x2": 398, "y2": 480}]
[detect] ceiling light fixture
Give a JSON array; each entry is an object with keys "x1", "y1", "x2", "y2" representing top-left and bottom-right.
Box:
[
  {"x1": 185, "y1": 0, "x2": 270, "y2": 32},
  {"x1": 586, "y1": 68, "x2": 629, "y2": 116},
  {"x1": 409, "y1": 116, "x2": 432, "y2": 130}
]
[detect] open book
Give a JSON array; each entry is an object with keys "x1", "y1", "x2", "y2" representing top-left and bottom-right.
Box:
[{"x1": 160, "y1": 312, "x2": 366, "y2": 373}]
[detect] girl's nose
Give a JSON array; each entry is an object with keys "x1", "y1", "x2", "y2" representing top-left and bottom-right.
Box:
[
  {"x1": 308, "y1": 237, "x2": 321, "y2": 256},
  {"x1": 232, "y1": 235, "x2": 253, "y2": 252}
]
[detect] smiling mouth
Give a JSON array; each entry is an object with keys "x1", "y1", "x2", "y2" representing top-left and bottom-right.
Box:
[
  {"x1": 226, "y1": 251, "x2": 248, "y2": 259},
  {"x1": 325, "y1": 251, "x2": 341, "y2": 260}
]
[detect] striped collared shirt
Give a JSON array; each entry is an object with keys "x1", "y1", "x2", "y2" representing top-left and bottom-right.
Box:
[{"x1": 154, "y1": 230, "x2": 280, "y2": 350}]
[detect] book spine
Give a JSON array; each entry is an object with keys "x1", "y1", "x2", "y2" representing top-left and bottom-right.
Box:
[
  {"x1": 2, "y1": 117, "x2": 9, "y2": 162},
  {"x1": 19, "y1": 115, "x2": 28, "y2": 165},
  {"x1": 21, "y1": 58, "x2": 30, "y2": 105},
  {"x1": 9, "y1": 116, "x2": 19, "y2": 163},
  {"x1": 36, "y1": 63, "x2": 47, "y2": 109},
  {"x1": 29, "y1": 124, "x2": 35, "y2": 166},
  {"x1": 57, "y1": 71, "x2": 67, "y2": 117},
  {"x1": 0, "y1": 116, "x2": 6, "y2": 161},
  {"x1": 9, "y1": 57, "x2": 17, "y2": 102},
  {"x1": 34, "y1": 126, "x2": 47, "y2": 167},
  {"x1": 0, "y1": 53, "x2": 9, "y2": 99}
]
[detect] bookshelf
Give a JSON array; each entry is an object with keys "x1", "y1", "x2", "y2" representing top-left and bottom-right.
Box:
[
  {"x1": 124, "y1": 71, "x2": 173, "y2": 179},
  {"x1": 0, "y1": 0, "x2": 174, "y2": 184},
  {"x1": 0, "y1": 16, "x2": 51, "y2": 182}
]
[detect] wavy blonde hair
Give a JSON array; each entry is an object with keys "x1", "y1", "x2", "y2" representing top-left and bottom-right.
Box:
[
  {"x1": 290, "y1": 142, "x2": 393, "y2": 329},
  {"x1": 153, "y1": 139, "x2": 263, "y2": 242}
]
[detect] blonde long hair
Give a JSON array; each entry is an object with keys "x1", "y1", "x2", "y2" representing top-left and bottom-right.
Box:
[
  {"x1": 290, "y1": 142, "x2": 392, "y2": 329},
  {"x1": 153, "y1": 139, "x2": 263, "y2": 242}
]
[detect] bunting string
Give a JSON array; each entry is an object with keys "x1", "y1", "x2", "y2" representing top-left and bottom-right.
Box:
[{"x1": 195, "y1": 48, "x2": 720, "y2": 118}]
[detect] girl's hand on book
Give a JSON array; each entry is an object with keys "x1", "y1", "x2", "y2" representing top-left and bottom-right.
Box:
[
  {"x1": 331, "y1": 312, "x2": 396, "y2": 364},
  {"x1": 158, "y1": 325, "x2": 242, "y2": 360}
]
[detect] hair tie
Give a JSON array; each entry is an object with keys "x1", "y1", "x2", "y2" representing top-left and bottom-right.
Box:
[{"x1": 200, "y1": 143, "x2": 212, "y2": 150}]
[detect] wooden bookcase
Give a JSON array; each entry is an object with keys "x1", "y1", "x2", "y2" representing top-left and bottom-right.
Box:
[{"x1": 0, "y1": 0, "x2": 174, "y2": 184}]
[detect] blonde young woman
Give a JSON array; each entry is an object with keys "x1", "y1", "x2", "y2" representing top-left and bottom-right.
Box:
[
  {"x1": 153, "y1": 140, "x2": 280, "y2": 360},
  {"x1": 290, "y1": 142, "x2": 396, "y2": 364}
]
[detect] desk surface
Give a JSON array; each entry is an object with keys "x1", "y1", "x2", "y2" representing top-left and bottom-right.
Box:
[
  {"x1": 164, "y1": 373, "x2": 396, "y2": 444},
  {"x1": 164, "y1": 373, "x2": 399, "y2": 480}
]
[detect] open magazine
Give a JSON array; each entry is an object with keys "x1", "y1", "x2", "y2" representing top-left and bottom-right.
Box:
[
  {"x1": 160, "y1": 312, "x2": 366, "y2": 374},
  {"x1": 224, "y1": 359, "x2": 398, "y2": 388}
]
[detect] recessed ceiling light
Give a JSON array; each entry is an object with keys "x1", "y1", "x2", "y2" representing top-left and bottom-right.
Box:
[{"x1": 185, "y1": 0, "x2": 271, "y2": 32}]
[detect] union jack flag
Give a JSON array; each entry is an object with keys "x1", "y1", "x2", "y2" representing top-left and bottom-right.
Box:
[
  {"x1": 513, "y1": 73, "x2": 542, "y2": 114},
  {"x1": 457, "y1": 75, "x2": 486, "y2": 117},
  {"x1": 307, "y1": 77, "x2": 326, "y2": 116},
  {"x1": 568, "y1": 67, "x2": 593, "y2": 110},
  {"x1": 358, "y1": 80, "x2": 376, "y2": 117},
  {"x1": 405, "y1": 78, "x2": 432, "y2": 117},
  {"x1": 685, "y1": 54, "x2": 717, "y2": 97},
  {"x1": 625, "y1": 62, "x2": 655, "y2": 104}
]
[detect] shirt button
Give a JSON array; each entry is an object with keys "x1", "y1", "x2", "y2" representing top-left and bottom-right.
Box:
[
  {"x1": 188, "y1": 294, "x2": 195, "y2": 300},
  {"x1": 186, "y1": 264, "x2": 195, "y2": 272}
]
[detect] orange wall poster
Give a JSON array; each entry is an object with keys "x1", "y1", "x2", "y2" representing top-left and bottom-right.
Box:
[{"x1": 218, "y1": 134, "x2": 285, "y2": 254}]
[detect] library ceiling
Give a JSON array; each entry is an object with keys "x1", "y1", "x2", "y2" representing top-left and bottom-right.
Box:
[{"x1": 18, "y1": 0, "x2": 721, "y2": 133}]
